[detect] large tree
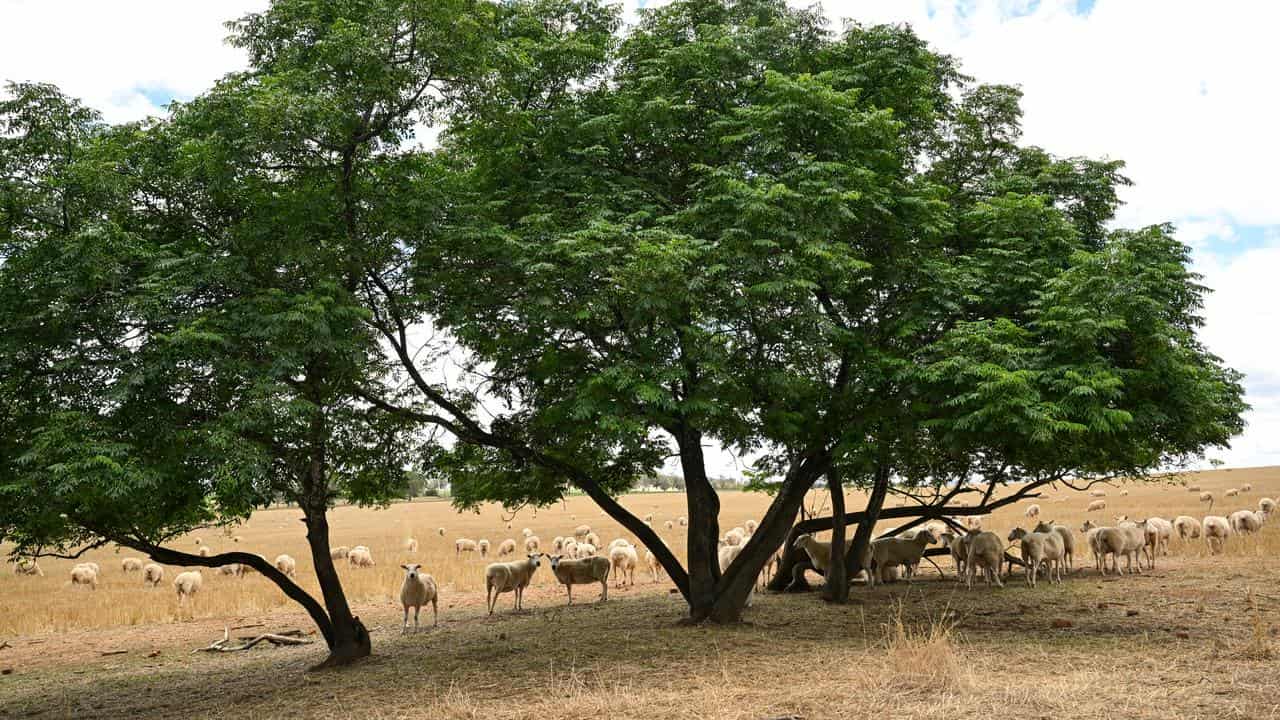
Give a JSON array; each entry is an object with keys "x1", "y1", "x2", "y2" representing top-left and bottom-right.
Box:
[
  {"x1": 363, "y1": 0, "x2": 1246, "y2": 621},
  {"x1": 0, "y1": 0, "x2": 492, "y2": 667}
]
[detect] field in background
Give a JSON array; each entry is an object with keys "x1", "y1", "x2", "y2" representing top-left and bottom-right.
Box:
[{"x1": 3, "y1": 467, "x2": 1279, "y2": 637}]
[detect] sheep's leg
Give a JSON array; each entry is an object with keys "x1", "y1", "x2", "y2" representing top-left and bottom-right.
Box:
[
  {"x1": 600, "y1": 579, "x2": 608, "y2": 603},
  {"x1": 432, "y1": 598, "x2": 438, "y2": 627},
  {"x1": 414, "y1": 605, "x2": 422, "y2": 632},
  {"x1": 402, "y1": 606, "x2": 409, "y2": 634},
  {"x1": 486, "y1": 584, "x2": 494, "y2": 615},
  {"x1": 567, "y1": 584, "x2": 573, "y2": 605}
]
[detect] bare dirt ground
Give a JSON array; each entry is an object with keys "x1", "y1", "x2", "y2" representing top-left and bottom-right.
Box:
[{"x1": 3, "y1": 467, "x2": 1279, "y2": 719}]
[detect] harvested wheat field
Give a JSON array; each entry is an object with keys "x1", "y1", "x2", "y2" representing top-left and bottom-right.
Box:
[{"x1": 2, "y1": 466, "x2": 1280, "y2": 719}]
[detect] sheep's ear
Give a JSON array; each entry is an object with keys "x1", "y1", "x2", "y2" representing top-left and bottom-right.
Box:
[{"x1": 400, "y1": 564, "x2": 409, "y2": 571}]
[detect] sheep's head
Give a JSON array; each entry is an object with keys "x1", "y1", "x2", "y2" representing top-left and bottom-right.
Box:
[
  {"x1": 1080, "y1": 520, "x2": 1097, "y2": 532},
  {"x1": 1007, "y1": 527, "x2": 1028, "y2": 541},
  {"x1": 791, "y1": 534, "x2": 812, "y2": 550},
  {"x1": 400, "y1": 563, "x2": 422, "y2": 581},
  {"x1": 939, "y1": 531, "x2": 956, "y2": 546},
  {"x1": 1032, "y1": 520, "x2": 1054, "y2": 534},
  {"x1": 528, "y1": 553, "x2": 543, "y2": 568},
  {"x1": 918, "y1": 529, "x2": 938, "y2": 545}
]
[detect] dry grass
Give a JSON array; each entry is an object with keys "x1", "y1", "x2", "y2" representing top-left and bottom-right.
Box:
[{"x1": 3, "y1": 466, "x2": 1280, "y2": 719}]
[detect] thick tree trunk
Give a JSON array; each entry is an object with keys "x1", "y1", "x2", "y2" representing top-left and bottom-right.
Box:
[
  {"x1": 844, "y1": 464, "x2": 889, "y2": 582},
  {"x1": 822, "y1": 470, "x2": 848, "y2": 603},
  {"x1": 303, "y1": 507, "x2": 370, "y2": 669},
  {"x1": 676, "y1": 426, "x2": 723, "y2": 621}
]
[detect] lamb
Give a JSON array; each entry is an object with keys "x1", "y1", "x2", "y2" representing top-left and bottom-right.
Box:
[
  {"x1": 478, "y1": 539, "x2": 491, "y2": 557},
  {"x1": 1225, "y1": 488, "x2": 1240, "y2": 498},
  {"x1": 404, "y1": 538, "x2": 419, "y2": 553},
  {"x1": 13, "y1": 558, "x2": 43, "y2": 577},
  {"x1": 548, "y1": 554, "x2": 611, "y2": 604},
  {"x1": 573, "y1": 524, "x2": 591, "y2": 539},
  {"x1": 274, "y1": 554, "x2": 296, "y2": 577},
  {"x1": 1008, "y1": 527, "x2": 1064, "y2": 586},
  {"x1": 173, "y1": 570, "x2": 202, "y2": 603},
  {"x1": 1024, "y1": 504, "x2": 1041, "y2": 519},
  {"x1": 330, "y1": 546, "x2": 350, "y2": 559},
  {"x1": 1172, "y1": 515, "x2": 1202, "y2": 540},
  {"x1": 609, "y1": 543, "x2": 639, "y2": 587},
  {"x1": 1031, "y1": 520, "x2": 1075, "y2": 574},
  {"x1": 143, "y1": 563, "x2": 164, "y2": 586},
  {"x1": 484, "y1": 554, "x2": 542, "y2": 614},
  {"x1": 497, "y1": 538, "x2": 517, "y2": 557},
  {"x1": 348, "y1": 547, "x2": 375, "y2": 567},
  {"x1": 1202, "y1": 515, "x2": 1230, "y2": 554},
  {"x1": 1229, "y1": 509, "x2": 1263, "y2": 535},
  {"x1": 644, "y1": 549, "x2": 661, "y2": 582},
  {"x1": 870, "y1": 529, "x2": 937, "y2": 584},
  {"x1": 121, "y1": 557, "x2": 144, "y2": 573},
  {"x1": 1087, "y1": 500, "x2": 1107, "y2": 512},
  {"x1": 399, "y1": 563, "x2": 438, "y2": 632},
  {"x1": 1259, "y1": 498, "x2": 1276, "y2": 515},
  {"x1": 963, "y1": 530, "x2": 1004, "y2": 588},
  {"x1": 70, "y1": 564, "x2": 99, "y2": 590},
  {"x1": 455, "y1": 538, "x2": 479, "y2": 555},
  {"x1": 744, "y1": 519, "x2": 758, "y2": 534},
  {"x1": 524, "y1": 536, "x2": 541, "y2": 552}
]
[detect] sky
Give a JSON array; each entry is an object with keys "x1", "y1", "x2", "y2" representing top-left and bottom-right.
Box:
[{"x1": 2, "y1": 0, "x2": 1277, "y2": 473}]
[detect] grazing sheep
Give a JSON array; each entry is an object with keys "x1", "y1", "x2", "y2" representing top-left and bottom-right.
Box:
[
  {"x1": 1226, "y1": 488, "x2": 1240, "y2": 498},
  {"x1": 399, "y1": 563, "x2": 439, "y2": 632},
  {"x1": 609, "y1": 543, "x2": 639, "y2": 587},
  {"x1": 1187, "y1": 485, "x2": 1201, "y2": 492},
  {"x1": 607, "y1": 538, "x2": 630, "y2": 552},
  {"x1": 1089, "y1": 489, "x2": 1107, "y2": 498},
  {"x1": 573, "y1": 525, "x2": 592, "y2": 539},
  {"x1": 13, "y1": 558, "x2": 43, "y2": 577},
  {"x1": 870, "y1": 529, "x2": 937, "y2": 584},
  {"x1": 584, "y1": 531, "x2": 600, "y2": 548},
  {"x1": 1242, "y1": 483, "x2": 1253, "y2": 492},
  {"x1": 173, "y1": 570, "x2": 202, "y2": 602},
  {"x1": 404, "y1": 538, "x2": 419, "y2": 553},
  {"x1": 1080, "y1": 520, "x2": 1106, "y2": 573},
  {"x1": 1087, "y1": 500, "x2": 1106, "y2": 512},
  {"x1": 577, "y1": 542, "x2": 597, "y2": 557},
  {"x1": 664, "y1": 520, "x2": 674, "y2": 530},
  {"x1": 964, "y1": 530, "x2": 1004, "y2": 588},
  {"x1": 70, "y1": 564, "x2": 99, "y2": 590},
  {"x1": 1259, "y1": 498, "x2": 1276, "y2": 515},
  {"x1": 197, "y1": 546, "x2": 212, "y2": 558},
  {"x1": 1024, "y1": 504, "x2": 1041, "y2": 519},
  {"x1": 1145, "y1": 517, "x2": 1174, "y2": 556},
  {"x1": 1199, "y1": 491, "x2": 1214, "y2": 510},
  {"x1": 1172, "y1": 515, "x2": 1202, "y2": 540},
  {"x1": 1091, "y1": 526, "x2": 1130, "y2": 575},
  {"x1": 678, "y1": 517, "x2": 688, "y2": 527},
  {"x1": 1203, "y1": 516, "x2": 1230, "y2": 554},
  {"x1": 1229, "y1": 509, "x2": 1263, "y2": 535},
  {"x1": 121, "y1": 557, "x2": 144, "y2": 573},
  {"x1": 524, "y1": 536, "x2": 541, "y2": 552},
  {"x1": 548, "y1": 554, "x2": 611, "y2": 604},
  {"x1": 484, "y1": 554, "x2": 542, "y2": 614},
  {"x1": 551, "y1": 536, "x2": 565, "y2": 553},
  {"x1": 478, "y1": 539, "x2": 490, "y2": 558},
  {"x1": 330, "y1": 546, "x2": 350, "y2": 559},
  {"x1": 219, "y1": 563, "x2": 244, "y2": 577},
  {"x1": 522, "y1": 528, "x2": 533, "y2": 538},
  {"x1": 744, "y1": 519, "x2": 758, "y2": 534},
  {"x1": 497, "y1": 538, "x2": 517, "y2": 557},
  {"x1": 644, "y1": 549, "x2": 661, "y2": 582},
  {"x1": 348, "y1": 547, "x2": 375, "y2": 567},
  {"x1": 1115, "y1": 520, "x2": 1147, "y2": 573},
  {"x1": 143, "y1": 563, "x2": 164, "y2": 586},
  {"x1": 274, "y1": 554, "x2": 296, "y2": 578},
  {"x1": 1031, "y1": 520, "x2": 1075, "y2": 573},
  {"x1": 455, "y1": 538, "x2": 479, "y2": 555}
]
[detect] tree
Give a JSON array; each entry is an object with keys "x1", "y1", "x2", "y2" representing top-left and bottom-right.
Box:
[
  {"x1": 0, "y1": 0, "x2": 493, "y2": 667},
  {"x1": 366, "y1": 0, "x2": 1245, "y2": 621}
]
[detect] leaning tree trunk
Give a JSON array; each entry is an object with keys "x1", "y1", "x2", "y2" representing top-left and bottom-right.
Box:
[
  {"x1": 678, "y1": 426, "x2": 723, "y2": 622},
  {"x1": 844, "y1": 464, "x2": 889, "y2": 583},
  {"x1": 302, "y1": 504, "x2": 369, "y2": 669},
  {"x1": 822, "y1": 469, "x2": 849, "y2": 603}
]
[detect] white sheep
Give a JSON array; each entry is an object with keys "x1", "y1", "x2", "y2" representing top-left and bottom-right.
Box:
[
  {"x1": 1203, "y1": 515, "x2": 1230, "y2": 554},
  {"x1": 399, "y1": 563, "x2": 438, "y2": 632},
  {"x1": 1172, "y1": 515, "x2": 1202, "y2": 540},
  {"x1": 1031, "y1": 520, "x2": 1075, "y2": 574},
  {"x1": 120, "y1": 557, "x2": 144, "y2": 573},
  {"x1": 644, "y1": 549, "x2": 661, "y2": 582},
  {"x1": 173, "y1": 570, "x2": 202, "y2": 603},
  {"x1": 484, "y1": 554, "x2": 542, "y2": 614},
  {"x1": 1009, "y1": 527, "x2": 1064, "y2": 586},
  {"x1": 524, "y1": 536, "x2": 541, "y2": 552},
  {"x1": 664, "y1": 520, "x2": 674, "y2": 530},
  {"x1": 1259, "y1": 498, "x2": 1276, "y2": 515},
  {"x1": 1080, "y1": 520, "x2": 1106, "y2": 574},
  {"x1": 723, "y1": 527, "x2": 746, "y2": 546},
  {"x1": 404, "y1": 537, "x2": 419, "y2": 553},
  {"x1": 330, "y1": 546, "x2": 350, "y2": 559},
  {"x1": 1145, "y1": 517, "x2": 1174, "y2": 556},
  {"x1": 561, "y1": 538, "x2": 578, "y2": 558},
  {"x1": 678, "y1": 517, "x2": 688, "y2": 527},
  {"x1": 551, "y1": 536, "x2": 565, "y2": 553},
  {"x1": 1199, "y1": 491, "x2": 1214, "y2": 509},
  {"x1": 870, "y1": 529, "x2": 937, "y2": 583},
  {"x1": 1225, "y1": 488, "x2": 1240, "y2": 498},
  {"x1": 607, "y1": 538, "x2": 630, "y2": 552},
  {"x1": 1024, "y1": 504, "x2": 1041, "y2": 519},
  {"x1": 939, "y1": 531, "x2": 970, "y2": 577},
  {"x1": 573, "y1": 524, "x2": 591, "y2": 539},
  {"x1": 549, "y1": 554, "x2": 611, "y2": 604},
  {"x1": 609, "y1": 543, "x2": 639, "y2": 587},
  {"x1": 70, "y1": 564, "x2": 99, "y2": 590},
  {"x1": 1089, "y1": 489, "x2": 1107, "y2": 498},
  {"x1": 274, "y1": 554, "x2": 296, "y2": 577},
  {"x1": 348, "y1": 547, "x2": 375, "y2": 567},
  {"x1": 219, "y1": 563, "x2": 244, "y2": 577},
  {"x1": 1090, "y1": 525, "x2": 1130, "y2": 575},
  {"x1": 792, "y1": 534, "x2": 832, "y2": 575},
  {"x1": 1087, "y1": 499, "x2": 1107, "y2": 512},
  {"x1": 1229, "y1": 509, "x2": 1263, "y2": 535},
  {"x1": 478, "y1": 539, "x2": 491, "y2": 557},
  {"x1": 584, "y1": 531, "x2": 600, "y2": 548},
  {"x1": 963, "y1": 530, "x2": 1004, "y2": 588},
  {"x1": 1241, "y1": 483, "x2": 1253, "y2": 492},
  {"x1": 1115, "y1": 519, "x2": 1147, "y2": 573},
  {"x1": 143, "y1": 563, "x2": 164, "y2": 586},
  {"x1": 522, "y1": 528, "x2": 533, "y2": 538},
  {"x1": 577, "y1": 542, "x2": 597, "y2": 557},
  {"x1": 744, "y1": 519, "x2": 758, "y2": 534},
  {"x1": 455, "y1": 538, "x2": 479, "y2": 555},
  {"x1": 197, "y1": 546, "x2": 212, "y2": 558},
  {"x1": 497, "y1": 538, "x2": 517, "y2": 557}
]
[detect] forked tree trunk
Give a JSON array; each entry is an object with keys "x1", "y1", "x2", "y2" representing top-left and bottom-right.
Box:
[
  {"x1": 677, "y1": 426, "x2": 723, "y2": 622},
  {"x1": 844, "y1": 465, "x2": 889, "y2": 582},
  {"x1": 822, "y1": 470, "x2": 848, "y2": 603}
]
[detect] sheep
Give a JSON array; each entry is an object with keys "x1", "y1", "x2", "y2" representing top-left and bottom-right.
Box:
[
  {"x1": 1115, "y1": 519, "x2": 1147, "y2": 573},
  {"x1": 1226, "y1": 488, "x2": 1240, "y2": 498},
  {"x1": 643, "y1": 514, "x2": 653, "y2": 524},
  {"x1": 232, "y1": 535, "x2": 243, "y2": 543},
  {"x1": 548, "y1": 554, "x2": 611, "y2": 605},
  {"x1": 1031, "y1": 520, "x2": 1075, "y2": 573},
  {"x1": 522, "y1": 528, "x2": 533, "y2": 538},
  {"x1": 940, "y1": 531, "x2": 970, "y2": 577},
  {"x1": 484, "y1": 554, "x2": 542, "y2": 614},
  {"x1": 1145, "y1": 517, "x2": 1174, "y2": 556},
  {"x1": 1087, "y1": 500, "x2": 1107, "y2": 512},
  {"x1": 744, "y1": 519, "x2": 758, "y2": 534},
  {"x1": 478, "y1": 539, "x2": 490, "y2": 558},
  {"x1": 577, "y1": 542, "x2": 597, "y2": 557},
  {"x1": 573, "y1": 524, "x2": 591, "y2": 539},
  {"x1": 274, "y1": 554, "x2": 297, "y2": 578},
  {"x1": 70, "y1": 564, "x2": 99, "y2": 590},
  {"x1": 1229, "y1": 509, "x2": 1263, "y2": 535},
  {"x1": 792, "y1": 533, "x2": 832, "y2": 575},
  {"x1": 1187, "y1": 485, "x2": 1201, "y2": 492},
  {"x1": 437, "y1": 527, "x2": 446, "y2": 537},
  {"x1": 560, "y1": 538, "x2": 577, "y2": 558},
  {"x1": 678, "y1": 517, "x2": 688, "y2": 527},
  {"x1": 609, "y1": 543, "x2": 639, "y2": 587},
  {"x1": 716, "y1": 543, "x2": 756, "y2": 607},
  {"x1": 197, "y1": 546, "x2": 212, "y2": 558},
  {"x1": 551, "y1": 536, "x2": 565, "y2": 553},
  {"x1": 607, "y1": 538, "x2": 630, "y2": 552},
  {"x1": 524, "y1": 536, "x2": 541, "y2": 553},
  {"x1": 1090, "y1": 525, "x2": 1131, "y2": 575},
  {"x1": 1010, "y1": 527, "x2": 1064, "y2": 586},
  {"x1": 964, "y1": 516, "x2": 983, "y2": 530},
  {"x1": 348, "y1": 547, "x2": 375, "y2": 567},
  {"x1": 116, "y1": 557, "x2": 142, "y2": 573},
  {"x1": 664, "y1": 520, "x2": 674, "y2": 530},
  {"x1": 1259, "y1": 498, "x2": 1276, "y2": 515},
  {"x1": 1173, "y1": 515, "x2": 1202, "y2": 540},
  {"x1": 404, "y1": 538, "x2": 419, "y2": 553},
  {"x1": 143, "y1": 563, "x2": 164, "y2": 586},
  {"x1": 13, "y1": 558, "x2": 43, "y2": 577},
  {"x1": 1199, "y1": 491, "x2": 1214, "y2": 510},
  {"x1": 1080, "y1": 520, "x2": 1105, "y2": 573},
  {"x1": 1242, "y1": 483, "x2": 1253, "y2": 492},
  {"x1": 1203, "y1": 516, "x2": 1230, "y2": 554},
  {"x1": 963, "y1": 530, "x2": 1004, "y2": 588},
  {"x1": 870, "y1": 529, "x2": 937, "y2": 584},
  {"x1": 645, "y1": 549, "x2": 662, "y2": 582},
  {"x1": 497, "y1": 538, "x2": 517, "y2": 557},
  {"x1": 1090, "y1": 489, "x2": 1108, "y2": 498},
  {"x1": 219, "y1": 563, "x2": 244, "y2": 577},
  {"x1": 1119, "y1": 489, "x2": 1129, "y2": 497},
  {"x1": 723, "y1": 527, "x2": 746, "y2": 546},
  {"x1": 173, "y1": 570, "x2": 202, "y2": 603},
  {"x1": 455, "y1": 538, "x2": 479, "y2": 555},
  {"x1": 399, "y1": 563, "x2": 439, "y2": 632},
  {"x1": 584, "y1": 531, "x2": 600, "y2": 548},
  {"x1": 1024, "y1": 504, "x2": 1041, "y2": 519},
  {"x1": 330, "y1": 546, "x2": 350, "y2": 559}
]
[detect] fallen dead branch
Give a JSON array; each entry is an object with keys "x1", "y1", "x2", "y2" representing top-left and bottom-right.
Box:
[
  {"x1": 100, "y1": 650, "x2": 128, "y2": 656},
  {"x1": 194, "y1": 627, "x2": 315, "y2": 653}
]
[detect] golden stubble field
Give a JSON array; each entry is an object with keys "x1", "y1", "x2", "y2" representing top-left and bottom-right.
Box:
[{"x1": 3, "y1": 466, "x2": 1278, "y2": 638}]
